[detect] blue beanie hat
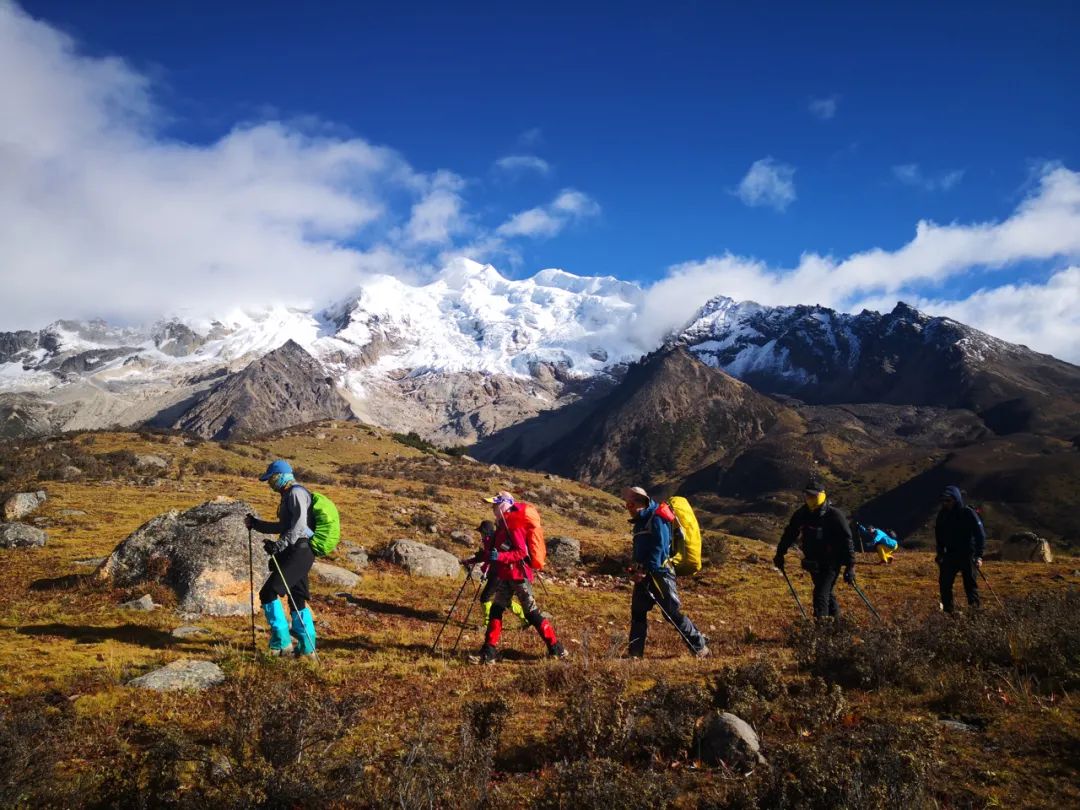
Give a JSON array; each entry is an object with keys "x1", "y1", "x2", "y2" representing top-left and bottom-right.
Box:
[{"x1": 259, "y1": 459, "x2": 293, "y2": 481}]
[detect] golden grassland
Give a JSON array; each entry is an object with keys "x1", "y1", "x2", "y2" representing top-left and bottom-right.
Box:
[{"x1": 1, "y1": 421, "x2": 1078, "y2": 808}]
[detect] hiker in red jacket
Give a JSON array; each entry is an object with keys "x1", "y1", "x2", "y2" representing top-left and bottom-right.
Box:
[{"x1": 464, "y1": 492, "x2": 567, "y2": 664}]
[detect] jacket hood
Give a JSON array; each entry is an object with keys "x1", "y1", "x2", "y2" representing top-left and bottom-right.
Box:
[{"x1": 944, "y1": 485, "x2": 964, "y2": 507}]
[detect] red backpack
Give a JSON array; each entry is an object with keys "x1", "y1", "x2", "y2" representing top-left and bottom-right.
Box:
[{"x1": 505, "y1": 502, "x2": 546, "y2": 571}]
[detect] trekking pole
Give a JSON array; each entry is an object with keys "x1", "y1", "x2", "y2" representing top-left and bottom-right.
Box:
[
  {"x1": 779, "y1": 568, "x2": 807, "y2": 620},
  {"x1": 648, "y1": 574, "x2": 699, "y2": 654},
  {"x1": 269, "y1": 553, "x2": 319, "y2": 664},
  {"x1": 430, "y1": 569, "x2": 472, "y2": 655},
  {"x1": 450, "y1": 572, "x2": 483, "y2": 655},
  {"x1": 247, "y1": 528, "x2": 257, "y2": 657},
  {"x1": 849, "y1": 579, "x2": 883, "y2": 623},
  {"x1": 978, "y1": 567, "x2": 1006, "y2": 610}
]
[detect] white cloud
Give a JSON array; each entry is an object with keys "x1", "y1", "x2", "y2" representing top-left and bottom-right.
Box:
[
  {"x1": 494, "y1": 154, "x2": 550, "y2": 175},
  {"x1": 734, "y1": 158, "x2": 796, "y2": 211},
  {"x1": 893, "y1": 163, "x2": 965, "y2": 192},
  {"x1": 496, "y1": 188, "x2": 600, "y2": 238},
  {"x1": 632, "y1": 165, "x2": 1080, "y2": 360},
  {"x1": 808, "y1": 95, "x2": 838, "y2": 120},
  {"x1": 517, "y1": 127, "x2": 543, "y2": 147},
  {"x1": 0, "y1": 3, "x2": 600, "y2": 329}
]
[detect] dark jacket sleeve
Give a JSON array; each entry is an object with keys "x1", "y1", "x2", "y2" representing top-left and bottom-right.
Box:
[
  {"x1": 967, "y1": 508, "x2": 986, "y2": 559},
  {"x1": 777, "y1": 509, "x2": 803, "y2": 555},
  {"x1": 833, "y1": 509, "x2": 855, "y2": 567}
]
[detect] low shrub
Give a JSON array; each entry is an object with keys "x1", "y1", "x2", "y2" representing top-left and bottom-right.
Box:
[{"x1": 534, "y1": 758, "x2": 677, "y2": 810}]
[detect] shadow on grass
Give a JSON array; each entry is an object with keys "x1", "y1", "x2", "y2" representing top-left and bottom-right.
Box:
[
  {"x1": 15, "y1": 622, "x2": 202, "y2": 649},
  {"x1": 29, "y1": 573, "x2": 95, "y2": 591},
  {"x1": 336, "y1": 593, "x2": 447, "y2": 623}
]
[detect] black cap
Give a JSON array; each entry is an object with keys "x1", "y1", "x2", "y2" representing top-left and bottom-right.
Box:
[
  {"x1": 476, "y1": 520, "x2": 496, "y2": 536},
  {"x1": 803, "y1": 477, "x2": 825, "y2": 495}
]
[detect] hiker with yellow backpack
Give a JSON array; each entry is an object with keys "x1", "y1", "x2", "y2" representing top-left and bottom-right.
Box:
[
  {"x1": 465, "y1": 492, "x2": 567, "y2": 664},
  {"x1": 623, "y1": 486, "x2": 710, "y2": 659}
]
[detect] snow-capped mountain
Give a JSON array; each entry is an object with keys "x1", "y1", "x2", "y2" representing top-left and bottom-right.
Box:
[{"x1": 0, "y1": 259, "x2": 646, "y2": 440}]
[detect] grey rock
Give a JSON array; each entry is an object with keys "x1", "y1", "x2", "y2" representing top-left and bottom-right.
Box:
[
  {"x1": 385, "y1": 539, "x2": 461, "y2": 577},
  {"x1": 694, "y1": 711, "x2": 767, "y2": 769},
  {"x1": 0, "y1": 522, "x2": 47, "y2": 549},
  {"x1": 460, "y1": 455, "x2": 479, "y2": 464},
  {"x1": 311, "y1": 561, "x2": 361, "y2": 588},
  {"x1": 135, "y1": 454, "x2": 169, "y2": 470},
  {"x1": 450, "y1": 530, "x2": 471, "y2": 545},
  {"x1": 98, "y1": 499, "x2": 268, "y2": 616},
  {"x1": 1001, "y1": 532, "x2": 1053, "y2": 563},
  {"x1": 58, "y1": 509, "x2": 87, "y2": 517},
  {"x1": 60, "y1": 465, "x2": 83, "y2": 480},
  {"x1": 171, "y1": 625, "x2": 212, "y2": 639},
  {"x1": 2, "y1": 490, "x2": 46, "y2": 521},
  {"x1": 938, "y1": 719, "x2": 978, "y2": 733},
  {"x1": 127, "y1": 659, "x2": 225, "y2": 691},
  {"x1": 546, "y1": 535, "x2": 581, "y2": 569},
  {"x1": 120, "y1": 594, "x2": 157, "y2": 611},
  {"x1": 436, "y1": 457, "x2": 451, "y2": 467},
  {"x1": 488, "y1": 464, "x2": 501, "y2": 473},
  {"x1": 342, "y1": 545, "x2": 369, "y2": 568}
]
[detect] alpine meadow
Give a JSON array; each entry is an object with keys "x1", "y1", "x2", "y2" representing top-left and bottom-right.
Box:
[{"x1": 2, "y1": 2, "x2": 1079, "y2": 808}]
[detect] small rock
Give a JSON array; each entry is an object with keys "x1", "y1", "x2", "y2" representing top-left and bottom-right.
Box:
[
  {"x1": 342, "y1": 546, "x2": 369, "y2": 568},
  {"x1": 171, "y1": 626, "x2": 212, "y2": 639},
  {"x1": 694, "y1": 712, "x2": 767, "y2": 769},
  {"x1": 58, "y1": 509, "x2": 88, "y2": 517},
  {"x1": 0, "y1": 522, "x2": 47, "y2": 549},
  {"x1": 311, "y1": 561, "x2": 361, "y2": 588},
  {"x1": 127, "y1": 659, "x2": 225, "y2": 691},
  {"x1": 120, "y1": 594, "x2": 157, "y2": 611},
  {"x1": 450, "y1": 530, "x2": 471, "y2": 545},
  {"x1": 460, "y1": 455, "x2": 479, "y2": 464},
  {"x1": 547, "y1": 536, "x2": 582, "y2": 569},
  {"x1": 135, "y1": 454, "x2": 169, "y2": 470},
  {"x1": 60, "y1": 465, "x2": 83, "y2": 480},
  {"x1": 385, "y1": 539, "x2": 461, "y2": 577},
  {"x1": 488, "y1": 464, "x2": 501, "y2": 473},
  {"x1": 2, "y1": 490, "x2": 47, "y2": 521},
  {"x1": 315, "y1": 432, "x2": 327, "y2": 440},
  {"x1": 938, "y1": 719, "x2": 978, "y2": 733},
  {"x1": 436, "y1": 458, "x2": 451, "y2": 468}
]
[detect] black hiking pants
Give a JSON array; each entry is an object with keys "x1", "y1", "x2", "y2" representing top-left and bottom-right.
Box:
[
  {"x1": 810, "y1": 564, "x2": 841, "y2": 619},
  {"x1": 629, "y1": 569, "x2": 706, "y2": 656},
  {"x1": 260, "y1": 540, "x2": 314, "y2": 610},
  {"x1": 939, "y1": 556, "x2": 980, "y2": 612}
]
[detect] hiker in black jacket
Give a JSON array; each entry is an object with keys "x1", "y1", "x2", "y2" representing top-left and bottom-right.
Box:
[
  {"x1": 773, "y1": 477, "x2": 856, "y2": 619},
  {"x1": 935, "y1": 485, "x2": 986, "y2": 612}
]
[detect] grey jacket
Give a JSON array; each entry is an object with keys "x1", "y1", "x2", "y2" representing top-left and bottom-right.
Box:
[{"x1": 251, "y1": 485, "x2": 314, "y2": 547}]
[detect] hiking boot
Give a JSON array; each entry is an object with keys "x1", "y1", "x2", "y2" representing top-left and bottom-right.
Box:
[
  {"x1": 694, "y1": 644, "x2": 711, "y2": 659},
  {"x1": 547, "y1": 641, "x2": 568, "y2": 659},
  {"x1": 469, "y1": 643, "x2": 498, "y2": 665},
  {"x1": 268, "y1": 644, "x2": 296, "y2": 657}
]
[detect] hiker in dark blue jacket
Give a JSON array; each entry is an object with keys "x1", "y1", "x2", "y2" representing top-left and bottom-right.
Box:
[
  {"x1": 624, "y1": 486, "x2": 709, "y2": 659},
  {"x1": 935, "y1": 485, "x2": 986, "y2": 613}
]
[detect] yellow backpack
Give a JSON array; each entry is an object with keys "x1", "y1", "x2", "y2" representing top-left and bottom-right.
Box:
[{"x1": 667, "y1": 496, "x2": 702, "y2": 575}]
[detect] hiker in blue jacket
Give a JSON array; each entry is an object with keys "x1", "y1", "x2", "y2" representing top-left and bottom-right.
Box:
[
  {"x1": 855, "y1": 521, "x2": 899, "y2": 564},
  {"x1": 245, "y1": 459, "x2": 317, "y2": 656},
  {"x1": 935, "y1": 485, "x2": 986, "y2": 613},
  {"x1": 624, "y1": 486, "x2": 709, "y2": 659}
]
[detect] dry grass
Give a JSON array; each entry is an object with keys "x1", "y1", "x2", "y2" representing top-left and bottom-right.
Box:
[{"x1": 0, "y1": 422, "x2": 1078, "y2": 807}]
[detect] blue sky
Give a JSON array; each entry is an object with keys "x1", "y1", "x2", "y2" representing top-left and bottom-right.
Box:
[{"x1": 3, "y1": 1, "x2": 1080, "y2": 358}]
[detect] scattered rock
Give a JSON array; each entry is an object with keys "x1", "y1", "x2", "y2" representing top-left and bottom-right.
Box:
[
  {"x1": 311, "y1": 561, "x2": 361, "y2": 589},
  {"x1": 546, "y1": 535, "x2": 582, "y2": 569},
  {"x1": 2, "y1": 490, "x2": 47, "y2": 521},
  {"x1": 460, "y1": 455, "x2": 479, "y2": 464},
  {"x1": 694, "y1": 711, "x2": 767, "y2": 769},
  {"x1": 341, "y1": 545, "x2": 369, "y2": 569},
  {"x1": 135, "y1": 454, "x2": 169, "y2": 470},
  {"x1": 488, "y1": 464, "x2": 501, "y2": 474},
  {"x1": 1001, "y1": 532, "x2": 1053, "y2": 563},
  {"x1": 60, "y1": 465, "x2": 83, "y2": 480},
  {"x1": 98, "y1": 499, "x2": 268, "y2": 616},
  {"x1": 58, "y1": 509, "x2": 88, "y2": 517},
  {"x1": 315, "y1": 432, "x2": 327, "y2": 440},
  {"x1": 127, "y1": 659, "x2": 225, "y2": 691},
  {"x1": 0, "y1": 522, "x2": 47, "y2": 549},
  {"x1": 385, "y1": 539, "x2": 461, "y2": 577},
  {"x1": 436, "y1": 458, "x2": 451, "y2": 468},
  {"x1": 938, "y1": 719, "x2": 979, "y2": 733},
  {"x1": 120, "y1": 594, "x2": 157, "y2": 611},
  {"x1": 450, "y1": 530, "x2": 472, "y2": 545},
  {"x1": 171, "y1": 625, "x2": 212, "y2": 639}
]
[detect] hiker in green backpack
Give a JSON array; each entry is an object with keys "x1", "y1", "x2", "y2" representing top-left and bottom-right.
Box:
[{"x1": 245, "y1": 459, "x2": 317, "y2": 657}]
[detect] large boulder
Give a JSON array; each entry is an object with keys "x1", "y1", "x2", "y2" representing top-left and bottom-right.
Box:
[
  {"x1": 311, "y1": 561, "x2": 361, "y2": 589},
  {"x1": 1000, "y1": 532, "x2": 1054, "y2": 563},
  {"x1": 385, "y1": 539, "x2": 461, "y2": 577},
  {"x1": 546, "y1": 535, "x2": 582, "y2": 569},
  {"x1": 127, "y1": 659, "x2": 225, "y2": 691},
  {"x1": 694, "y1": 711, "x2": 767, "y2": 770},
  {"x1": 0, "y1": 522, "x2": 46, "y2": 549},
  {"x1": 98, "y1": 499, "x2": 268, "y2": 616},
  {"x1": 2, "y1": 490, "x2": 46, "y2": 521}
]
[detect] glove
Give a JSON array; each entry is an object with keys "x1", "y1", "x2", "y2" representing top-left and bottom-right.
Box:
[
  {"x1": 244, "y1": 513, "x2": 255, "y2": 529},
  {"x1": 934, "y1": 555, "x2": 943, "y2": 565},
  {"x1": 488, "y1": 548, "x2": 500, "y2": 563},
  {"x1": 263, "y1": 539, "x2": 285, "y2": 556},
  {"x1": 773, "y1": 553, "x2": 785, "y2": 571},
  {"x1": 843, "y1": 566, "x2": 855, "y2": 585},
  {"x1": 975, "y1": 557, "x2": 983, "y2": 569}
]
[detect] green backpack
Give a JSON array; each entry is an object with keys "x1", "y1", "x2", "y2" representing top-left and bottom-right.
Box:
[{"x1": 307, "y1": 491, "x2": 341, "y2": 557}]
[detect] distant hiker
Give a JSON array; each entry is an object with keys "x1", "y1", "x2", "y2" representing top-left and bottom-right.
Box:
[
  {"x1": 462, "y1": 519, "x2": 530, "y2": 630},
  {"x1": 855, "y1": 521, "x2": 899, "y2": 565},
  {"x1": 773, "y1": 478, "x2": 856, "y2": 619},
  {"x1": 623, "y1": 486, "x2": 710, "y2": 658},
  {"x1": 465, "y1": 493, "x2": 566, "y2": 663},
  {"x1": 244, "y1": 459, "x2": 317, "y2": 656},
  {"x1": 935, "y1": 485, "x2": 986, "y2": 613}
]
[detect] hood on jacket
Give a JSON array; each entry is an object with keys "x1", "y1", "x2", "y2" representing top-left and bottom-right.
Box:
[{"x1": 943, "y1": 485, "x2": 964, "y2": 507}]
